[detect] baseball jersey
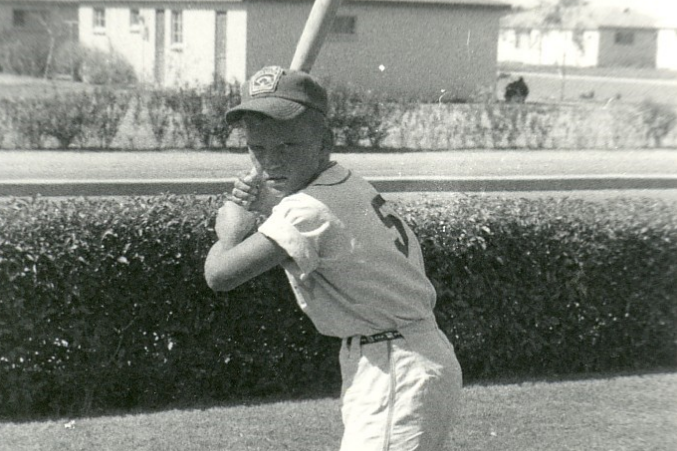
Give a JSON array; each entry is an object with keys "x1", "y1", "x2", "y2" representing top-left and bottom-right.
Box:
[{"x1": 257, "y1": 163, "x2": 437, "y2": 338}]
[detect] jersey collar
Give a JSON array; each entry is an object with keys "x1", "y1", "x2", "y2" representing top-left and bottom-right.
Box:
[{"x1": 310, "y1": 162, "x2": 351, "y2": 187}]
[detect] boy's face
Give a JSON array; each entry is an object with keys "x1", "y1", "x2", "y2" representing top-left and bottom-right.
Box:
[{"x1": 243, "y1": 112, "x2": 328, "y2": 197}]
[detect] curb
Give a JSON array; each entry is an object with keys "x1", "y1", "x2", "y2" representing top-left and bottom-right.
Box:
[{"x1": 2, "y1": 176, "x2": 677, "y2": 197}]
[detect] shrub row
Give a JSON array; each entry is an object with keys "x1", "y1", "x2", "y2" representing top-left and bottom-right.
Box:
[
  {"x1": 1, "y1": 88, "x2": 134, "y2": 150},
  {"x1": 0, "y1": 84, "x2": 242, "y2": 150},
  {"x1": 1, "y1": 83, "x2": 676, "y2": 150},
  {"x1": 389, "y1": 99, "x2": 677, "y2": 150},
  {"x1": 1, "y1": 194, "x2": 675, "y2": 418}
]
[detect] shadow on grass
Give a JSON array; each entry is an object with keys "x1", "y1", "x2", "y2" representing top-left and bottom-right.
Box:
[{"x1": 6, "y1": 367, "x2": 675, "y2": 424}]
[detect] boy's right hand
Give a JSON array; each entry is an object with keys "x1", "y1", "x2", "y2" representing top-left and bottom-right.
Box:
[
  {"x1": 230, "y1": 169, "x2": 283, "y2": 217},
  {"x1": 231, "y1": 170, "x2": 261, "y2": 210}
]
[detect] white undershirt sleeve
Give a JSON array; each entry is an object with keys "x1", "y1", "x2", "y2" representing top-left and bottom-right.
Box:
[{"x1": 258, "y1": 193, "x2": 353, "y2": 281}]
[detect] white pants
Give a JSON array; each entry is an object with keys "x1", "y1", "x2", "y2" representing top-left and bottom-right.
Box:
[{"x1": 339, "y1": 323, "x2": 463, "y2": 451}]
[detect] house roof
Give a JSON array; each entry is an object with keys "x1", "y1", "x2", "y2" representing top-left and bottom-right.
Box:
[
  {"x1": 501, "y1": 5, "x2": 661, "y2": 30},
  {"x1": 0, "y1": 0, "x2": 79, "y2": 4},
  {"x1": 70, "y1": 0, "x2": 509, "y2": 7},
  {"x1": 350, "y1": 0, "x2": 510, "y2": 6}
]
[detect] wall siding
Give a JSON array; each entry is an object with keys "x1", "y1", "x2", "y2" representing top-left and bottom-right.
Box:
[
  {"x1": 164, "y1": 9, "x2": 216, "y2": 86},
  {"x1": 80, "y1": 7, "x2": 153, "y2": 83},
  {"x1": 247, "y1": 2, "x2": 503, "y2": 101},
  {"x1": 598, "y1": 28, "x2": 657, "y2": 68},
  {"x1": 498, "y1": 28, "x2": 599, "y2": 67},
  {"x1": 80, "y1": 5, "x2": 250, "y2": 86}
]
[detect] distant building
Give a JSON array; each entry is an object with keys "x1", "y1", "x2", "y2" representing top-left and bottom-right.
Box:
[
  {"x1": 78, "y1": 0, "x2": 510, "y2": 100},
  {"x1": 498, "y1": 5, "x2": 677, "y2": 70}
]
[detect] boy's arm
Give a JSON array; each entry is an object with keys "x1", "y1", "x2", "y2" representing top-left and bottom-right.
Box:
[{"x1": 204, "y1": 201, "x2": 289, "y2": 292}]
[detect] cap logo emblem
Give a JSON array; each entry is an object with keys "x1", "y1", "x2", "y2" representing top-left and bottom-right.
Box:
[{"x1": 249, "y1": 66, "x2": 284, "y2": 96}]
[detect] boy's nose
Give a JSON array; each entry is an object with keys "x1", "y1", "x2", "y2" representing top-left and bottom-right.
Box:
[{"x1": 263, "y1": 152, "x2": 285, "y2": 168}]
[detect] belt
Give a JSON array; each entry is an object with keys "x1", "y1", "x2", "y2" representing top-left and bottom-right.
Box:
[{"x1": 358, "y1": 330, "x2": 403, "y2": 345}]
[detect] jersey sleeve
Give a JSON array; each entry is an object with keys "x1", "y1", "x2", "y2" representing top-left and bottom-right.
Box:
[{"x1": 257, "y1": 193, "x2": 354, "y2": 281}]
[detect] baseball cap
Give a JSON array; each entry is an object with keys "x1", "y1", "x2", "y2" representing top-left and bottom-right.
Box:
[{"x1": 226, "y1": 66, "x2": 328, "y2": 123}]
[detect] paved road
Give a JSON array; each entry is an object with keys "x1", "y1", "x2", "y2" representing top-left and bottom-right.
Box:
[
  {"x1": 2, "y1": 150, "x2": 676, "y2": 179},
  {"x1": 1, "y1": 150, "x2": 676, "y2": 196}
]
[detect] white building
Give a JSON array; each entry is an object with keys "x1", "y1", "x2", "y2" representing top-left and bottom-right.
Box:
[
  {"x1": 78, "y1": 0, "x2": 511, "y2": 101},
  {"x1": 498, "y1": 5, "x2": 677, "y2": 70}
]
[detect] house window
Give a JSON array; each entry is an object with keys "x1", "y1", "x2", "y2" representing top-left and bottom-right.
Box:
[
  {"x1": 93, "y1": 8, "x2": 106, "y2": 30},
  {"x1": 13, "y1": 9, "x2": 26, "y2": 28},
  {"x1": 614, "y1": 31, "x2": 634, "y2": 45},
  {"x1": 130, "y1": 9, "x2": 141, "y2": 31},
  {"x1": 332, "y1": 16, "x2": 356, "y2": 34},
  {"x1": 171, "y1": 10, "x2": 183, "y2": 45}
]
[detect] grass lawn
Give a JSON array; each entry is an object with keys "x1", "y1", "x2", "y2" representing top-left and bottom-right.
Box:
[
  {"x1": 496, "y1": 70, "x2": 677, "y2": 105},
  {"x1": 498, "y1": 62, "x2": 677, "y2": 80},
  {"x1": 0, "y1": 74, "x2": 93, "y2": 100},
  {"x1": 1, "y1": 372, "x2": 675, "y2": 451}
]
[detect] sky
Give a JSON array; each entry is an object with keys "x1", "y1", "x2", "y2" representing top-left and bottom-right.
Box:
[{"x1": 507, "y1": 0, "x2": 677, "y2": 18}]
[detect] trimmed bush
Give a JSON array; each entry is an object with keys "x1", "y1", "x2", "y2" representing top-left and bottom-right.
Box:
[
  {"x1": 80, "y1": 47, "x2": 136, "y2": 86},
  {"x1": 640, "y1": 99, "x2": 677, "y2": 148},
  {"x1": 142, "y1": 89, "x2": 173, "y2": 149},
  {"x1": 52, "y1": 41, "x2": 87, "y2": 82},
  {"x1": 163, "y1": 82, "x2": 242, "y2": 149},
  {"x1": 39, "y1": 92, "x2": 93, "y2": 149},
  {"x1": 1, "y1": 194, "x2": 675, "y2": 418},
  {"x1": 84, "y1": 88, "x2": 134, "y2": 149},
  {"x1": 327, "y1": 84, "x2": 401, "y2": 149},
  {"x1": 0, "y1": 88, "x2": 134, "y2": 149},
  {"x1": 3, "y1": 97, "x2": 51, "y2": 149}
]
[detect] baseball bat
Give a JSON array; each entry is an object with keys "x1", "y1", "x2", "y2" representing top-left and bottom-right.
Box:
[{"x1": 290, "y1": 0, "x2": 344, "y2": 73}]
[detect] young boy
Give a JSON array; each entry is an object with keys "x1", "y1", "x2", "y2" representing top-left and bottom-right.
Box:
[{"x1": 204, "y1": 66, "x2": 462, "y2": 451}]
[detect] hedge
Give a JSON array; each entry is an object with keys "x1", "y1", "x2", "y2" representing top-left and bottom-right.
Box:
[
  {"x1": 1, "y1": 194, "x2": 676, "y2": 418},
  {"x1": 1, "y1": 84, "x2": 676, "y2": 151}
]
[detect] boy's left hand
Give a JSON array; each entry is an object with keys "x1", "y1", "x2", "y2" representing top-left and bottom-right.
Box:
[{"x1": 215, "y1": 201, "x2": 257, "y2": 244}]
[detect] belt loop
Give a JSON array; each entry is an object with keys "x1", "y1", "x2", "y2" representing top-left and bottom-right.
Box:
[{"x1": 346, "y1": 336, "x2": 362, "y2": 358}]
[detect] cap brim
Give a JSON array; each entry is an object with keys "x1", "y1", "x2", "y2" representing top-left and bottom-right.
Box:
[{"x1": 226, "y1": 97, "x2": 307, "y2": 123}]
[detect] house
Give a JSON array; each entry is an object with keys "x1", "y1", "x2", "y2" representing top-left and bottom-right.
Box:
[
  {"x1": 652, "y1": 17, "x2": 677, "y2": 71},
  {"x1": 78, "y1": 0, "x2": 510, "y2": 100},
  {"x1": 498, "y1": 5, "x2": 677, "y2": 70},
  {"x1": 0, "y1": 0, "x2": 78, "y2": 45}
]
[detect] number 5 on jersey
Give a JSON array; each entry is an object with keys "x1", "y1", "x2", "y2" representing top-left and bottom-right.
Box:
[{"x1": 371, "y1": 195, "x2": 409, "y2": 257}]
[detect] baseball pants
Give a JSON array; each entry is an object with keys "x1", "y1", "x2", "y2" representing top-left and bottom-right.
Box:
[{"x1": 339, "y1": 323, "x2": 463, "y2": 451}]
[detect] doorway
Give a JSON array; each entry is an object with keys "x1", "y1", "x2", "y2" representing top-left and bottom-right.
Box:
[
  {"x1": 154, "y1": 9, "x2": 165, "y2": 85},
  {"x1": 215, "y1": 12, "x2": 227, "y2": 85}
]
